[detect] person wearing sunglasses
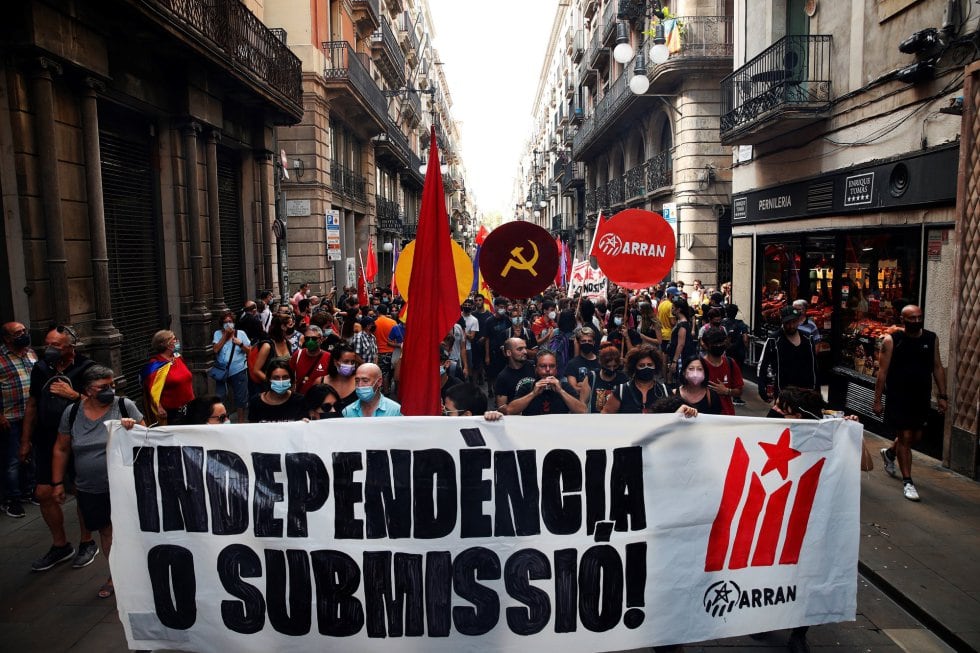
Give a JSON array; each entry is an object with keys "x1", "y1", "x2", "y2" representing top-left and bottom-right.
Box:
[
  {"x1": 182, "y1": 396, "x2": 230, "y2": 425},
  {"x1": 303, "y1": 384, "x2": 343, "y2": 420}
]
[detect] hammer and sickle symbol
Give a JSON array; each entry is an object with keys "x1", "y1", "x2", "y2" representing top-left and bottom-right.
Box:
[{"x1": 501, "y1": 240, "x2": 540, "y2": 277}]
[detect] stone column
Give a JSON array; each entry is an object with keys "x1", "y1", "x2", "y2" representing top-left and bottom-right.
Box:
[
  {"x1": 31, "y1": 58, "x2": 70, "y2": 326},
  {"x1": 256, "y1": 150, "x2": 275, "y2": 293},
  {"x1": 205, "y1": 129, "x2": 226, "y2": 314},
  {"x1": 182, "y1": 122, "x2": 207, "y2": 312},
  {"x1": 180, "y1": 122, "x2": 212, "y2": 394},
  {"x1": 78, "y1": 77, "x2": 123, "y2": 371}
]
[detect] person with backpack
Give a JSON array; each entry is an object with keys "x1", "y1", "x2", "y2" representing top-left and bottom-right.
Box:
[
  {"x1": 52, "y1": 365, "x2": 144, "y2": 598},
  {"x1": 721, "y1": 303, "x2": 750, "y2": 371},
  {"x1": 19, "y1": 325, "x2": 97, "y2": 572},
  {"x1": 700, "y1": 326, "x2": 744, "y2": 415}
]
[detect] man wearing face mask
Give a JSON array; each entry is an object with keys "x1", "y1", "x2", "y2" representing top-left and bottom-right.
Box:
[
  {"x1": 484, "y1": 297, "x2": 513, "y2": 390},
  {"x1": 288, "y1": 325, "x2": 331, "y2": 395},
  {"x1": 343, "y1": 363, "x2": 402, "y2": 417},
  {"x1": 874, "y1": 305, "x2": 947, "y2": 502},
  {"x1": 438, "y1": 347, "x2": 462, "y2": 400},
  {"x1": 531, "y1": 299, "x2": 558, "y2": 344},
  {"x1": 700, "y1": 326, "x2": 743, "y2": 416},
  {"x1": 756, "y1": 305, "x2": 816, "y2": 407},
  {"x1": 0, "y1": 322, "x2": 37, "y2": 517},
  {"x1": 563, "y1": 327, "x2": 600, "y2": 394},
  {"x1": 21, "y1": 325, "x2": 96, "y2": 571}
]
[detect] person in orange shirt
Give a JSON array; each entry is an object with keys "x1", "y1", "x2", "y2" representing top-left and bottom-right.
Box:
[{"x1": 373, "y1": 304, "x2": 398, "y2": 394}]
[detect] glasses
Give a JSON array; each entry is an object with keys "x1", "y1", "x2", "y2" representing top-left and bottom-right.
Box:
[
  {"x1": 50, "y1": 324, "x2": 78, "y2": 344},
  {"x1": 209, "y1": 413, "x2": 229, "y2": 423}
]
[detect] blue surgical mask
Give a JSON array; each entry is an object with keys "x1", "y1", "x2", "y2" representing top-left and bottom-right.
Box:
[
  {"x1": 356, "y1": 385, "x2": 377, "y2": 402},
  {"x1": 511, "y1": 316, "x2": 523, "y2": 325},
  {"x1": 440, "y1": 365, "x2": 447, "y2": 376},
  {"x1": 173, "y1": 341, "x2": 182, "y2": 355},
  {"x1": 614, "y1": 317, "x2": 623, "y2": 327},
  {"x1": 270, "y1": 379, "x2": 291, "y2": 395}
]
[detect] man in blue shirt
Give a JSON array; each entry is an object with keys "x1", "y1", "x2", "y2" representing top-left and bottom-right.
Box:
[{"x1": 342, "y1": 363, "x2": 402, "y2": 417}]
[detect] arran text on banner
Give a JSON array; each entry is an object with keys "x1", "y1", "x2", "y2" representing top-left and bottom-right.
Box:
[{"x1": 106, "y1": 414, "x2": 862, "y2": 652}]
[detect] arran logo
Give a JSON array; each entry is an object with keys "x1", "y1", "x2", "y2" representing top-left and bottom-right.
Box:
[
  {"x1": 597, "y1": 233, "x2": 624, "y2": 256},
  {"x1": 703, "y1": 579, "x2": 798, "y2": 618},
  {"x1": 705, "y1": 429, "x2": 825, "y2": 571}
]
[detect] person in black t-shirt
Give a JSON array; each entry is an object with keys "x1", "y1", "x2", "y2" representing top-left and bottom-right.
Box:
[
  {"x1": 493, "y1": 338, "x2": 536, "y2": 412},
  {"x1": 248, "y1": 359, "x2": 306, "y2": 422},
  {"x1": 580, "y1": 343, "x2": 629, "y2": 413},
  {"x1": 506, "y1": 350, "x2": 586, "y2": 416},
  {"x1": 563, "y1": 327, "x2": 600, "y2": 394}
]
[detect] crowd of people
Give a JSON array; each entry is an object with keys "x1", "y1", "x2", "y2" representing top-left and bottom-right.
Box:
[{"x1": 0, "y1": 272, "x2": 944, "y2": 653}]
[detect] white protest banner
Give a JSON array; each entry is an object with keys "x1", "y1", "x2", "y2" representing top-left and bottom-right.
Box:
[
  {"x1": 107, "y1": 415, "x2": 861, "y2": 652},
  {"x1": 568, "y1": 260, "x2": 608, "y2": 301}
]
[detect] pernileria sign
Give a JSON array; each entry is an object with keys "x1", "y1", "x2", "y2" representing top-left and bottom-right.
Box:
[{"x1": 107, "y1": 415, "x2": 861, "y2": 652}]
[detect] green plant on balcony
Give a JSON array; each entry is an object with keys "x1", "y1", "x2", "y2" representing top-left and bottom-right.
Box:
[{"x1": 643, "y1": 5, "x2": 683, "y2": 63}]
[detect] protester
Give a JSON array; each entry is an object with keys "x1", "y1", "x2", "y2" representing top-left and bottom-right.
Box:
[
  {"x1": 700, "y1": 326, "x2": 744, "y2": 416},
  {"x1": 0, "y1": 321, "x2": 37, "y2": 517},
  {"x1": 439, "y1": 347, "x2": 462, "y2": 399},
  {"x1": 874, "y1": 304, "x2": 947, "y2": 502},
  {"x1": 493, "y1": 337, "x2": 536, "y2": 413},
  {"x1": 530, "y1": 298, "x2": 558, "y2": 345},
  {"x1": 302, "y1": 384, "x2": 344, "y2": 420},
  {"x1": 563, "y1": 327, "x2": 600, "y2": 394},
  {"x1": 321, "y1": 343, "x2": 362, "y2": 413},
  {"x1": 182, "y1": 395, "x2": 229, "y2": 425},
  {"x1": 721, "y1": 303, "x2": 750, "y2": 374},
  {"x1": 636, "y1": 300, "x2": 662, "y2": 349},
  {"x1": 505, "y1": 350, "x2": 586, "y2": 416},
  {"x1": 579, "y1": 344, "x2": 629, "y2": 413},
  {"x1": 288, "y1": 325, "x2": 331, "y2": 395},
  {"x1": 601, "y1": 345, "x2": 669, "y2": 414},
  {"x1": 248, "y1": 359, "x2": 306, "y2": 422},
  {"x1": 141, "y1": 330, "x2": 194, "y2": 426},
  {"x1": 484, "y1": 297, "x2": 513, "y2": 390},
  {"x1": 757, "y1": 305, "x2": 817, "y2": 406},
  {"x1": 20, "y1": 326, "x2": 98, "y2": 571},
  {"x1": 442, "y1": 382, "x2": 503, "y2": 421},
  {"x1": 210, "y1": 311, "x2": 251, "y2": 424},
  {"x1": 666, "y1": 298, "x2": 697, "y2": 384},
  {"x1": 603, "y1": 303, "x2": 642, "y2": 353},
  {"x1": 238, "y1": 300, "x2": 264, "y2": 342},
  {"x1": 674, "y1": 356, "x2": 723, "y2": 415},
  {"x1": 52, "y1": 365, "x2": 144, "y2": 598},
  {"x1": 249, "y1": 314, "x2": 294, "y2": 388},
  {"x1": 343, "y1": 363, "x2": 402, "y2": 417},
  {"x1": 350, "y1": 316, "x2": 378, "y2": 364}
]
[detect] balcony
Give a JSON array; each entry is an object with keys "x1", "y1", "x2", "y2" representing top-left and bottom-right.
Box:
[
  {"x1": 570, "y1": 29, "x2": 586, "y2": 63},
  {"x1": 588, "y1": 22, "x2": 610, "y2": 69},
  {"x1": 399, "y1": 12, "x2": 420, "y2": 67},
  {"x1": 373, "y1": 117, "x2": 411, "y2": 169},
  {"x1": 720, "y1": 35, "x2": 832, "y2": 145},
  {"x1": 608, "y1": 176, "x2": 625, "y2": 207},
  {"x1": 600, "y1": 1, "x2": 618, "y2": 45},
  {"x1": 645, "y1": 149, "x2": 673, "y2": 194},
  {"x1": 330, "y1": 160, "x2": 367, "y2": 203},
  {"x1": 565, "y1": 161, "x2": 586, "y2": 188},
  {"x1": 574, "y1": 17, "x2": 732, "y2": 159},
  {"x1": 322, "y1": 41, "x2": 388, "y2": 135},
  {"x1": 351, "y1": 0, "x2": 380, "y2": 32},
  {"x1": 371, "y1": 18, "x2": 406, "y2": 87},
  {"x1": 130, "y1": 0, "x2": 302, "y2": 123},
  {"x1": 377, "y1": 196, "x2": 403, "y2": 233},
  {"x1": 404, "y1": 149, "x2": 424, "y2": 189}
]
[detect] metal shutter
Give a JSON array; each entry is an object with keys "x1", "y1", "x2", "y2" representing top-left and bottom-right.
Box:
[
  {"x1": 217, "y1": 147, "x2": 244, "y2": 311},
  {"x1": 99, "y1": 105, "x2": 165, "y2": 395}
]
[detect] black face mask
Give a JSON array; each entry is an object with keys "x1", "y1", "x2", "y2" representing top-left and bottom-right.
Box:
[
  {"x1": 635, "y1": 367, "x2": 656, "y2": 382},
  {"x1": 904, "y1": 319, "x2": 923, "y2": 334},
  {"x1": 12, "y1": 334, "x2": 30, "y2": 349},
  {"x1": 580, "y1": 343, "x2": 595, "y2": 355}
]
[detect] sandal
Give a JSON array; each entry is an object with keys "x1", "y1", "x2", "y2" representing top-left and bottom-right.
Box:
[{"x1": 98, "y1": 578, "x2": 114, "y2": 599}]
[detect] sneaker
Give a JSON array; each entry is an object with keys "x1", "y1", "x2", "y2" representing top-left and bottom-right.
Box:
[
  {"x1": 880, "y1": 448, "x2": 896, "y2": 477},
  {"x1": 71, "y1": 540, "x2": 100, "y2": 568},
  {"x1": 31, "y1": 543, "x2": 76, "y2": 571},
  {"x1": 903, "y1": 483, "x2": 921, "y2": 502},
  {"x1": 3, "y1": 500, "x2": 25, "y2": 518},
  {"x1": 28, "y1": 494, "x2": 40, "y2": 506},
  {"x1": 732, "y1": 398, "x2": 746, "y2": 406}
]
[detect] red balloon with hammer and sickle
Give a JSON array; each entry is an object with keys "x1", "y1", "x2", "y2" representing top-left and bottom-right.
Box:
[{"x1": 479, "y1": 222, "x2": 559, "y2": 299}]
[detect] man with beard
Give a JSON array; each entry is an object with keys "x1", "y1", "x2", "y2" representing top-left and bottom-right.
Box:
[
  {"x1": 505, "y1": 350, "x2": 587, "y2": 416},
  {"x1": 757, "y1": 305, "x2": 816, "y2": 408},
  {"x1": 493, "y1": 338, "x2": 535, "y2": 413},
  {"x1": 874, "y1": 305, "x2": 947, "y2": 502}
]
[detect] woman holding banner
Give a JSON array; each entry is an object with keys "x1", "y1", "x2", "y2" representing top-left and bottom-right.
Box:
[{"x1": 601, "y1": 346, "x2": 670, "y2": 414}]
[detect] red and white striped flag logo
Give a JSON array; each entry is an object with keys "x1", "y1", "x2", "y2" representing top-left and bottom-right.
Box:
[{"x1": 705, "y1": 429, "x2": 826, "y2": 572}]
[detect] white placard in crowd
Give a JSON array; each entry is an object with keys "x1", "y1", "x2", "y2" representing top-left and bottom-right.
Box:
[
  {"x1": 107, "y1": 414, "x2": 860, "y2": 652},
  {"x1": 568, "y1": 260, "x2": 608, "y2": 300}
]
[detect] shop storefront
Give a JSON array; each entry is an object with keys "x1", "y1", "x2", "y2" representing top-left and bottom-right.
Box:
[{"x1": 733, "y1": 144, "x2": 958, "y2": 459}]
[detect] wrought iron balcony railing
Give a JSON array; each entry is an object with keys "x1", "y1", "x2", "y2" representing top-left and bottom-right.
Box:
[
  {"x1": 377, "y1": 196, "x2": 403, "y2": 232},
  {"x1": 625, "y1": 162, "x2": 645, "y2": 199},
  {"x1": 330, "y1": 160, "x2": 367, "y2": 202},
  {"x1": 141, "y1": 0, "x2": 302, "y2": 117},
  {"x1": 371, "y1": 18, "x2": 406, "y2": 86},
  {"x1": 645, "y1": 148, "x2": 673, "y2": 193},
  {"x1": 322, "y1": 41, "x2": 387, "y2": 117},
  {"x1": 571, "y1": 29, "x2": 586, "y2": 63},
  {"x1": 608, "y1": 176, "x2": 624, "y2": 206},
  {"x1": 720, "y1": 35, "x2": 832, "y2": 142}
]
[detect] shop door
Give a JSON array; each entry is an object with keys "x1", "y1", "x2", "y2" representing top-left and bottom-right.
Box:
[
  {"x1": 217, "y1": 147, "x2": 245, "y2": 312},
  {"x1": 99, "y1": 103, "x2": 166, "y2": 395}
]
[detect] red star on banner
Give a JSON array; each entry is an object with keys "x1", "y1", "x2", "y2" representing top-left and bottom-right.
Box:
[{"x1": 758, "y1": 428, "x2": 801, "y2": 480}]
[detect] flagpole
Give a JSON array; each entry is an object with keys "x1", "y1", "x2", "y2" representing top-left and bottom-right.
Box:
[{"x1": 358, "y1": 247, "x2": 369, "y2": 291}]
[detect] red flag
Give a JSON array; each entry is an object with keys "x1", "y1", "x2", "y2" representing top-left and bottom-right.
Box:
[
  {"x1": 399, "y1": 126, "x2": 460, "y2": 415},
  {"x1": 357, "y1": 250, "x2": 369, "y2": 306},
  {"x1": 475, "y1": 224, "x2": 489, "y2": 246},
  {"x1": 366, "y1": 239, "x2": 378, "y2": 282},
  {"x1": 588, "y1": 210, "x2": 609, "y2": 263},
  {"x1": 554, "y1": 236, "x2": 564, "y2": 286}
]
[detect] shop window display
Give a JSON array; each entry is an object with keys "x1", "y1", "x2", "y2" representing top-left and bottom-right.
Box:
[{"x1": 758, "y1": 238, "x2": 836, "y2": 346}]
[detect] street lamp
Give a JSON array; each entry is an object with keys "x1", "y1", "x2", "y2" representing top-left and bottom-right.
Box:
[
  {"x1": 613, "y1": 21, "x2": 634, "y2": 64},
  {"x1": 629, "y1": 50, "x2": 651, "y2": 95}
]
